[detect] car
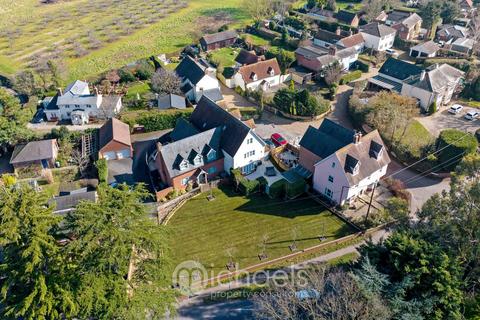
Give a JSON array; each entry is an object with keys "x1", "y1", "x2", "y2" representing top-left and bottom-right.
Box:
[
  {"x1": 270, "y1": 133, "x2": 287, "y2": 146},
  {"x1": 448, "y1": 104, "x2": 464, "y2": 114},
  {"x1": 465, "y1": 111, "x2": 479, "y2": 120},
  {"x1": 263, "y1": 138, "x2": 276, "y2": 148},
  {"x1": 385, "y1": 49, "x2": 398, "y2": 57}
]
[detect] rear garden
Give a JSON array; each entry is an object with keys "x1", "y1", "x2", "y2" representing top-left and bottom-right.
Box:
[{"x1": 168, "y1": 186, "x2": 355, "y2": 276}]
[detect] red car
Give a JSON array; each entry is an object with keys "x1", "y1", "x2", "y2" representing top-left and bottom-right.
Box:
[{"x1": 271, "y1": 133, "x2": 287, "y2": 146}]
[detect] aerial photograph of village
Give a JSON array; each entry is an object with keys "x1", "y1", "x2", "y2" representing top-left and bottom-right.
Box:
[{"x1": 0, "y1": 0, "x2": 479, "y2": 319}]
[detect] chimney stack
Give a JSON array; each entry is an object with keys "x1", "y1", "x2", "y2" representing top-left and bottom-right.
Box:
[
  {"x1": 57, "y1": 87, "x2": 63, "y2": 96},
  {"x1": 328, "y1": 45, "x2": 337, "y2": 56},
  {"x1": 420, "y1": 70, "x2": 426, "y2": 81},
  {"x1": 336, "y1": 27, "x2": 341, "y2": 36},
  {"x1": 353, "y1": 131, "x2": 362, "y2": 144}
]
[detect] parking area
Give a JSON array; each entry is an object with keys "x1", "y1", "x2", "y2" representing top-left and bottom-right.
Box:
[{"x1": 416, "y1": 106, "x2": 480, "y2": 137}]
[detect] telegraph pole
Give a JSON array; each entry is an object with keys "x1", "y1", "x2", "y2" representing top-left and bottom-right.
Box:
[{"x1": 364, "y1": 183, "x2": 377, "y2": 226}]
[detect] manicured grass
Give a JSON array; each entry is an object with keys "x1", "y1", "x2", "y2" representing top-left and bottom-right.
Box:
[
  {"x1": 208, "y1": 47, "x2": 239, "y2": 67},
  {"x1": 336, "y1": 0, "x2": 363, "y2": 11},
  {"x1": 125, "y1": 81, "x2": 151, "y2": 99},
  {"x1": 244, "y1": 33, "x2": 271, "y2": 46},
  {"x1": 39, "y1": 167, "x2": 81, "y2": 198},
  {"x1": 394, "y1": 120, "x2": 434, "y2": 158},
  {"x1": 169, "y1": 187, "x2": 354, "y2": 275}
]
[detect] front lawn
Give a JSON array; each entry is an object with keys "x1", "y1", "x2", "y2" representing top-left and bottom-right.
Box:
[
  {"x1": 208, "y1": 47, "x2": 239, "y2": 68},
  {"x1": 125, "y1": 81, "x2": 151, "y2": 100},
  {"x1": 169, "y1": 187, "x2": 354, "y2": 275},
  {"x1": 393, "y1": 120, "x2": 434, "y2": 158}
]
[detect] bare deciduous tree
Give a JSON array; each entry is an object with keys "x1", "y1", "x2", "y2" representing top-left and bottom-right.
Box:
[
  {"x1": 323, "y1": 62, "x2": 343, "y2": 86},
  {"x1": 242, "y1": 0, "x2": 274, "y2": 23},
  {"x1": 150, "y1": 69, "x2": 182, "y2": 96}
]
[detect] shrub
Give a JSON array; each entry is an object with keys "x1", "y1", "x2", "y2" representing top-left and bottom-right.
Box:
[
  {"x1": 329, "y1": 84, "x2": 338, "y2": 101},
  {"x1": 284, "y1": 16, "x2": 306, "y2": 30},
  {"x1": 1, "y1": 174, "x2": 16, "y2": 187},
  {"x1": 437, "y1": 129, "x2": 478, "y2": 171},
  {"x1": 96, "y1": 158, "x2": 108, "y2": 183},
  {"x1": 428, "y1": 101, "x2": 437, "y2": 115},
  {"x1": 239, "y1": 178, "x2": 260, "y2": 196},
  {"x1": 118, "y1": 68, "x2": 136, "y2": 83},
  {"x1": 234, "y1": 86, "x2": 245, "y2": 96},
  {"x1": 354, "y1": 60, "x2": 369, "y2": 72},
  {"x1": 268, "y1": 179, "x2": 286, "y2": 199},
  {"x1": 339, "y1": 70, "x2": 362, "y2": 85},
  {"x1": 239, "y1": 107, "x2": 258, "y2": 119},
  {"x1": 135, "y1": 110, "x2": 193, "y2": 132}
]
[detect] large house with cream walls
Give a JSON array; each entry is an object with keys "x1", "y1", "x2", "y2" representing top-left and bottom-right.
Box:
[
  {"x1": 359, "y1": 22, "x2": 396, "y2": 51},
  {"x1": 175, "y1": 55, "x2": 223, "y2": 103},
  {"x1": 44, "y1": 80, "x2": 122, "y2": 124},
  {"x1": 233, "y1": 58, "x2": 285, "y2": 91},
  {"x1": 299, "y1": 119, "x2": 390, "y2": 205}
]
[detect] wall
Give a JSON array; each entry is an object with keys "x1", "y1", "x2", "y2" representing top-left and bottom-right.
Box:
[
  {"x1": 232, "y1": 131, "x2": 265, "y2": 171},
  {"x1": 194, "y1": 75, "x2": 220, "y2": 102},
  {"x1": 99, "y1": 140, "x2": 132, "y2": 159},
  {"x1": 298, "y1": 146, "x2": 321, "y2": 173},
  {"x1": 170, "y1": 158, "x2": 224, "y2": 190},
  {"x1": 401, "y1": 82, "x2": 434, "y2": 110},
  {"x1": 312, "y1": 154, "x2": 350, "y2": 204},
  {"x1": 360, "y1": 32, "x2": 381, "y2": 50},
  {"x1": 296, "y1": 53, "x2": 323, "y2": 72},
  {"x1": 245, "y1": 75, "x2": 281, "y2": 91},
  {"x1": 346, "y1": 165, "x2": 388, "y2": 201}
]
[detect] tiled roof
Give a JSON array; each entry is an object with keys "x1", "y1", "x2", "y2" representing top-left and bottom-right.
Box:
[
  {"x1": 235, "y1": 49, "x2": 262, "y2": 65},
  {"x1": 360, "y1": 22, "x2": 396, "y2": 37},
  {"x1": 406, "y1": 64, "x2": 464, "y2": 93},
  {"x1": 51, "y1": 191, "x2": 97, "y2": 213},
  {"x1": 237, "y1": 58, "x2": 281, "y2": 84},
  {"x1": 315, "y1": 29, "x2": 342, "y2": 43},
  {"x1": 99, "y1": 118, "x2": 131, "y2": 150},
  {"x1": 338, "y1": 33, "x2": 364, "y2": 48},
  {"x1": 10, "y1": 139, "x2": 57, "y2": 164},
  {"x1": 410, "y1": 41, "x2": 440, "y2": 54},
  {"x1": 401, "y1": 13, "x2": 422, "y2": 28},
  {"x1": 201, "y1": 30, "x2": 238, "y2": 45},
  {"x1": 335, "y1": 10, "x2": 357, "y2": 25}
]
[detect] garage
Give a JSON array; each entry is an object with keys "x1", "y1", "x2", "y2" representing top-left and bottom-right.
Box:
[
  {"x1": 103, "y1": 151, "x2": 117, "y2": 160},
  {"x1": 117, "y1": 149, "x2": 131, "y2": 159}
]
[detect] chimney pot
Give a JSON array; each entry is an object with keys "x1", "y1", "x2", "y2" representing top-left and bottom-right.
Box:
[
  {"x1": 329, "y1": 46, "x2": 337, "y2": 56},
  {"x1": 336, "y1": 27, "x2": 341, "y2": 36},
  {"x1": 353, "y1": 131, "x2": 362, "y2": 144},
  {"x1": 57, "y1": 87, "x2": 63, "y2": 96}
]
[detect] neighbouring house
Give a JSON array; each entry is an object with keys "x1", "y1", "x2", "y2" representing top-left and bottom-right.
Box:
[
  {"x1": 44, "y1": 80, "x2": 122, "y2": 125},
  {"x1": 409, "y1": 41, "x2": 440, "y2": 58},
  {"x1": 98, "y1": 118, "x2": 133, "y2": 161},
  {"x1": 451, "y1": 37, "x2": 475, "y2": 54},
  {"x1": 307, "y1": 8, "x2": 336, "y2": 22},
  {"x1": 313, "y1": 29, "x2": 343, "y2": 49},
  {"x1": 388, "y1": 11, "x2": 422, "y2": 40},
  {"x1": 295, "y1": 44, "x2": 358, "y2": 72},
  {"x1": 157, "y1": 94, "x2": 187, "y2": 110},
  {"x1": 235, "y1": 49, "x2": 265, "y2": 66},
  {"x1": 50, "y1": 188, "x2": 97, "y2": 214},
  {"x1": 436, "y1": 24, "x2": 468, "y2": 42},
  {"x1": 199, "y1": 30, "x2": 238, "y2": 51},
  {"x1": 312, "y1": 129, "x2": 390, "y2": 205},
  {"x1": 233, "y1": 58, "x2": 284, "y2": 91},
  {"x1": 359, "y1": 22, "x2": 396, "y2": 51},
  {"x1": 335, "y1": 10, "x2": 360, "y2": 27},
  {"x1": 175, "y1": 55, "x2": 223, "y2": 103},
  {"x1": 289, "y1": 65, "x2": 313, "y2": 84},
  {"x1": 459, "y1": 0, "x2": 475, "y2": 12},
  {"x1": 401, "y1": 63, "x2": 465, "y2": 111},
  {"x1": 10, "y1": 139, "x2": 59, "y2": 171},
  {"x1": 374, "y1": 10, "x2": 388, "y2": 23},
  {"x1": 368, "y1": 57, "x2": 422, "y2": 92},
  {"x1": 337, "y1": 33, "x2": 365, "y2": 53}
]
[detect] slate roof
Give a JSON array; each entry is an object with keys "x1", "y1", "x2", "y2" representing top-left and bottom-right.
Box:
[
  {"x1": 386, "y1": 10, "x2": 411, "y2": 24},
  {"x1": 337, "y1": 33, "x2": 365, "y2": 48},
  {"x1": 335, "y1": 10, "x2": 358, "y2": 25},
  {"x1": 10, "y1": 139, "x2": 57, "y2": 164},
  {"x1": 175, "y1": 56, "x2": 207, "y2": 85},
  {"x1": 158, "y1": 94, "x2": 186, "y2": 110},
  {"x1": 190, "y1": 96, "x2": 264, "y2": 157},
  {"x1": 237, "y1": 58, "x2": 281, "y2": 84},
  {"x1": 65, "y1": 80, "x2": 90, "y2": 95},
  {"x1": 410, "y1": 40, "x2": 440, "y2": 55},
  {"x1": 202, "y1": 88, "x2": 224, "y2": 102},
  {"x1": 160, "y1": 127, "x2": 222, "y2": 178},
  {"x1": 99, "y1": 118, "x2": 131, "y2": 150},
  {"x1": 170, "y1": 117, "x2": 199, "y2": 142},
  {"x1": 57, "y1": 80, "x2": 98, "y2": 106},
  {"x1": 315, "y1": 29, "x2": 342, "y2": 43},
  {"x1": 45, "y1": 94, "x2": 59, "y2": 110},
  {"x1": 235, "y1": 49, "x2": 262, "y2": 65},
  {"x1": 360, "y1": 22, "x2": 396, "y2": 37},
  {"x1": 51, "y1": 191, "x2": 97, "y2": 213},
  {"x1": 406, "y1": 64, "x2": 464, "y2": 93},
  {"x1": 201, "y1": 30, "x2": 238, "y2": 45},
  {"x1": 333, "y1": 130, "x2": 390, "y2": 186},
  {"x1": 437, "y1": 24, "x2": 467, "y2": 40},
  {"x1": 299, "y1": 119, "x2": 355, "y2": 159},
  {"x1": 379, "y1": 57, "x2": 422, "y2": 81}
]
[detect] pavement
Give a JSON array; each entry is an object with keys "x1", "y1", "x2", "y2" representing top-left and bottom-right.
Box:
[{"x1": 416, "y1": 107, "x2": 480, "y2": 137}]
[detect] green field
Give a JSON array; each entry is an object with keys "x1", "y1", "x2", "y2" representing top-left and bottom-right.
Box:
[
  {"x1": 168, "y1": 187, "x2": 354, "y2": 275},
  {"x1": 0, "y1": 0, "x2": 248, "y2": 81}
]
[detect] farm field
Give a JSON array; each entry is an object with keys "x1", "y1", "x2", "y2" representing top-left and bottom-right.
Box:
[
  {"x1": 169, "y1": 187, "x2": 354, "y2": 276},
  {"x1": 0, "y1": 0, "x2": 248, "y2": 81}
]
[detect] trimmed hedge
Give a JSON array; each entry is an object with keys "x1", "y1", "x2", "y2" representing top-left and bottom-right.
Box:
[
  {"x1": 96, "y1": 159, "x2": 108, "y2": 183},
  {"x1": 123, "y1": 110, "x2": 193, "y2": 132},
  {"x1": 437, "y1": 129, "x2": 478, "y2": 171},
  {"x1": 268, "y1": 179, "x2": 286, "y2": 199},
  {"x1": 231, "y1": 168, "x2": 261, "y2": 196},
  {"x1": 352, "y1": 59, "x2": 369, "y2": 72},
  {"x1": 339, "y1": 70, "x2": 362, "y2": 85}
]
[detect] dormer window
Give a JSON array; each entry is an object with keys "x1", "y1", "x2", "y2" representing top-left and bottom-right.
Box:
[
  {"x1": 251, "y1": 72, "x2": 257, "y2": 81},
  {"x1": 345, "y1": 154, "x2": 360, "y2": 175},
  {"x1": 207, "y1": 150, "x2": 216, "y2": 162},
  {"x1": 353, "y1": 162, "x2": 360, "y2": 175},
  {"x1": 193, "y1": 154, "x2": 202, "y2": 165},
  {"x1": 179, "y1": 159, "x2": 188, "y2": 171},
  {"x1": 369, "y1": 141, "x2": 383, "y2": 160},
  {"x1": 267, "y1": 67, "x2": 274, "y2": 76}
]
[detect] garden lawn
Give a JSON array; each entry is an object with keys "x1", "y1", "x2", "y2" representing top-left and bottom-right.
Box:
[
  {"x1": 169, "y1": 187, "x2": 354, "y2": 275},
  {"x1": 208, "y1": 47, "x2": 239, "y2": 67},
  {"x1": 125, "y1": 81, "x2": 151, "y2": 99},
  {"x1": 393, "y1": 120, "x2": 434, "y2": 158},
  {"x1": 335, "y1": 0, "x2": 363, "y2": 11}
]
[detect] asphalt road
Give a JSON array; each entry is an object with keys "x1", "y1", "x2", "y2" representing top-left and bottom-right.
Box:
[{"x1": 175, "y1": 299, "x2": 254, "y2": 320}]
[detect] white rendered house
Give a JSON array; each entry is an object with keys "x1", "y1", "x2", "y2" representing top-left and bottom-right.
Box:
[
  {"x1": 360, "y1": 22, "x2": 396, "y2": 51},
  {"x1": 233, "y1": 58, "x2": 286, "y2": 91}
]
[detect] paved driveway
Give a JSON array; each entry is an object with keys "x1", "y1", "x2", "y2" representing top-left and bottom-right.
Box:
[
  {"x1": 416, "y1": 108, "x2": 480, "y2": 137},
  {"x1": 176, "y1": 299, "x2": 254, "y2": 320}
]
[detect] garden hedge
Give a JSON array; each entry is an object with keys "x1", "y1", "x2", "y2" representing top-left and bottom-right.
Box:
[
  {"x1": 339, "y1": 70, "x2": 362, "y2": 85},
  {"x1": 437, "y1": 129, "x2": 478, "y2": 171},
  {"x1": 268, "y1": 179, "x2": 286, "y2": 199},
  {"x1": 124, "y1": 110, "x2": 193, "y2": 132},
  {"x1": 96, "y1": 159, "x2": 108, "y2": 183}
]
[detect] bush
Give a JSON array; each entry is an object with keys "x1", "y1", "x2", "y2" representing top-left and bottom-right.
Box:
[
  {"x1": 230, "y1": 168, "x2": 260, "y2": 196},
  {"x1": 339, "y1": 70, "x2": 362, "y2": 85},
  {"x1": 96, "y1": 159, "x2": 108, "y2": 183},
  {"x1": 118, "y1": 68, "x2": 136, "y2": 83},
  {"x1": 354, "y1": 60, "x2": 369, "y2": 72},
  {"x1": 135, "y1": 110, "x2": 193, "y2": 132},
  {"x1": 437, "y1": 129, "x2": 478, "y2": 171},
  {"x1": 428, "y1": 101, "x2": 437, "y2": 115},
  {"x1": 268, "y1": 179, "x2": 286, "y2": 199},
  {"x1": 284, "y1": 16, "x2": 306, "y2": 30}
]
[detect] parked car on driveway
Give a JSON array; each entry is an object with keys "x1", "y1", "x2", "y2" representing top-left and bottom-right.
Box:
[
  {"x1": 448, "y1": 104, "x2": 463, "y2": 114},
  {"x1": 385, "y1": 49, "x2": 398, "y2": 57},
  {"x1": 465, "y1": 110, "x2": 479, "y2": 120},
  {"x1": 271, "y1": 133, "x2": 287, "y2": 146}
]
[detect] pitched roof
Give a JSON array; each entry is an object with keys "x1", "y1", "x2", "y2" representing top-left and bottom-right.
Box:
[
  {"x1": 51, "y1": 191, "x2": 97, "y2": 213},
  {"x1": 386, "y1": 10, "x2": 411, "y2": 24},
  {"x1": 437, "y1": 24, "x2": 467, "y2": 39},
  {"x1": 310, "y1": 8, "x2": 335, "y2": 18},
  {"x1": 237, "y1": 58, "x2": 281, "y2": 84},
  {"x1": 401, "y1": 13, "x2": 422, "y2": 28},
  {"x1": 202, "y1": 88, "x2": 224, "y2": 102},
  {"x1": 201, "y1": 30, "x2": 238, "y2": 45},
  {"x1": 160, "y1": 127, "x2": 222, "y2": 178},
  {"x1": 299, "y1": 119, "x2": 355, "y2": 159},
  {"x1": 360, "y1": 22, "x2": 396, "y2": 37},
  {"x1": 315, "y1": 29, "x2": 343, "y2": 43},
  {"x1": 235, "y1": 49, "x2": 262, "y2": 65},
  {"x1": 99, "y1": 118, "x2": 131, "y2": 150},
  {"x1": 333, "y1": 130, "x2": 390, "y2": 185},
  {"x1": 406, "y1": 64, "x2": 464, "y2": 93},
  {"x1": 337, "y1": 33, "x2": 365, "y2": 48},
  {"x1": 158, "y1": 94, "x2": 186, "y2": 110},
  {"x1": 461, "y1": 0, "x2": 473, "y2": 9},
  {"x1": 175, "y1": 56, "x2": 207, "y2": 85},
  {"x1": 379, "y1": 57, "x2": 422, "y2": 81},
  {"x1": 170, "y1": 117, "x2": 200, "y2": 142},
  {"x1": 10, "y1": 139, "x2": 57, "y2": 164},
  {"x1": 335, "y1": 10, "x2": 358, "y2": 25},
  {"x1": 452, "y1": 37, "x2": 475, "y2": 49},
  {"x1": 410, "y1": 40, "x2": 440, "y2": 55},
  {"x1": 64, "y1": 80, "x2": 90, "y2": 95},
  {"x1": 190, "y1": 96, "x2": 261, "y2": 157}
]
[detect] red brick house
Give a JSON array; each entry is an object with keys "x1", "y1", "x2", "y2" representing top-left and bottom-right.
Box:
[
  {"x1": 98, "y1": 118, "x2": 133, "y2": 160},
  {"x1": 335, "y1": 10, "x2": 359, "y2": 27},
  {"x1": 200, "y1": 30, "x2": 238, "y2": 51}
]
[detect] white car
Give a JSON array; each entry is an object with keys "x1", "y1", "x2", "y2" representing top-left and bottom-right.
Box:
[
  {"x1": 448, "y1": 104, "x2": 464, "y2": 114},
  {"x1": 385, "y1": 49, "x2": 398, "y2": 57},
  {"x1": 465, "y1": 111, "x2": 479, "y2": 120}
]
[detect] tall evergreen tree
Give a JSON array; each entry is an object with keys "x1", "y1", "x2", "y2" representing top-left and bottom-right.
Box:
[
  {"x1": 0, "y1": 185, "x2": 76, "y2": 320},
  {"x1": 65, "y1": 184, "x2": 176, "y2": 319}
]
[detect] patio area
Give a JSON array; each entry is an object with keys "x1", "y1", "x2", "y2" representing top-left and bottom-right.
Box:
[{"x1": 245, "y1": 159, "x2": 283, "y2": 186}]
